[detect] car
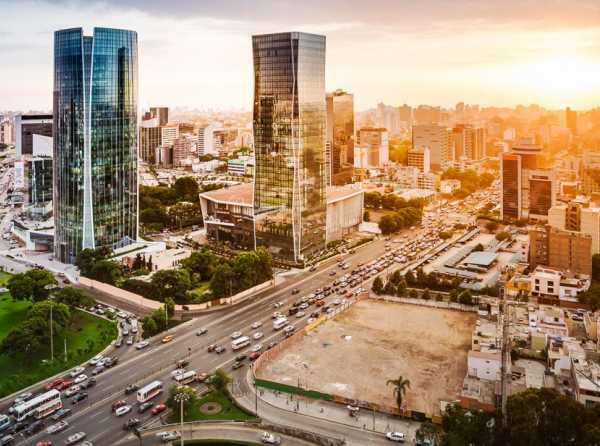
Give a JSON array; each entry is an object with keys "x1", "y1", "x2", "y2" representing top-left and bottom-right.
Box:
[
  {"x1": 151, "y1": 404, "x2": 167, "y2": 415},
  {"x1": 296, "y1": 311, "x2": 305, "y2": 318},
  {"x1": 197, "y1": 372, "x2": 209, "y2": 383},
  {"x1": 69, "y1": 367, "x2": 85, "y2": 378},
  {"x1": 138, "y1": 402, "x2": 153, "y2": 413},
  {"x1": 299, "y1": 303, "x2": 309, "y2": 310},
  {"x1": 251, "y1": 321, "x2": 263, "y2": 329},
  {"x1": 115, "y1": 405, "x2": 132, "y2": 417},
  {"x1": 80, "y1": 377, "x2": 96, "y2": 389},
  {"x1": 122, "y1": 418, "x2": 140, "y2": 430},
  {"x1": 235, "y1": 354, "x2": 247, "y2": 361},
  {"x1": 126, "y1": 336, "x2": 134, "y2": 345},
  {"x1": 161, "y1": 335, "x2": 174, "y2": 343},
  {"x1": 24, "y1": 420, "x2": 45, "y2": 436},
  {"x1": 124, "y1": 384, "x2": 139, "y2": 395},
  {"x1": 46, "y1": 420, "x2": 69, "y2": 434},
  {"x1": 106, "y1": 356, "x2": 118, "y2": 367},
  {"x1": 171, "y1": 369, "x2": 186, "y2": 379},
  {"x1": 64, "y1": 432, "x2": 86, "y2": 444},
  {"x1": 273, "y1": 301, "x2": 284, "y2": 308},
  {"x1": 51, "y1": 409, "x2": 72, "y2": 422},
  {"x1": 13, "y1": 392, "x2": 33, "y2": 406},
  {"x1": 74, "y1": 374, "x2": 87, "y2": 385},
  {"x1": 64, "y1": 385, "x2": 81, "y2": 397},
  {"x1": 0, "y1": 435, "x2": 14, "y2": 446},
  {"x1": 291, "y1": 288, "x2": 300, "y2": 295},
  {"x1": 135, "y1": 340, "x2": 149, "y2": 350},
  {"x1": 230, "y1": 331, "x2": 242, "y2": 339},
  {"x1": 253, "y1": 331, "x2": 264, "y2": 340},
  {"x1": 57, "y1": 379, "x2": 74, "y2": 391},
  {"x1": 283, "y1": 325, "x2": 295, "y2": 334},
  {"x1": 196, "y1": 328, "x2": 208, "y2": 336},
  {"x1": 267, "y1": 342, "x2": 277, "y2": 350},
  {"x1": 115, "y1": 338, "x2": 123, "y2": 348},
  {"x1": 386, "y1": 431, "x2": 406, "y2": 442},
  {"x1": 329, "y1": 270, "x2": 336, "y2": 276},
  {"x1": 71, "y1": 392, "x2": 88, "y2": 404},
  {"x1": 207, "y1": 344, "x2": 217, "y2": 353},
  {"x1": 91, "y1": 366, "x2": 104, "y2": 376},
  {"x1": 88, "y1": 354, "x2": 103, "y2": 366},
  {"x1": 156, "y1": 431, "x2": 181, "y2": 442},
  {"x1": 307, "y1": 317, "x2": 316, "y2": 324},
  {"x1": 260, "y1": 432, "x2": 281, "y2": 444},
  {"x1": 45, "y1": 378, "x2": 66, "y2": 391},
  {"x1": 332, "y1": 299, "x2": 341, "y2": 306},
  {"x1": 249, "y1": 352, "x2": 261, "y2": 361},
  {"x1": 112, "y1": 400, "x2": 127, "y2": 412},
  {"x1": 117, "y1": 311, "x2": 127, "y2": 318},
  {"x1": 251, "y1": 343, "x2": 263, "y2": 352},
  {"x1": 215, "y1": 346, "x2": 226, "y2": 354},
  {"x1": 232, "y1": 361, "x2": 244, "y2": 370}
]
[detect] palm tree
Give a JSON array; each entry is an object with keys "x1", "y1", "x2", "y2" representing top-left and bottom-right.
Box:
[{"x1": 387, "y1": 376, "x2": 411, "y2": 412}]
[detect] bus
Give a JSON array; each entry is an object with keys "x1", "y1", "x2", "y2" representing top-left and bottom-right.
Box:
[
  {"x1": 231, "y1": 336, "x2": 250, "y2": 351},
  {"x1": 13, "y1": 390, "x2": 62, "y2": 422},
  {"x1": 137, "y1": 380, "x2": 163, "y2": 403},
  {"x1": 131, "y1": 319, "x2": 138, "y2": 334},
  {"x1": 273, "y1": 317, "x2": 288, "y2": 330},
  {"x1": 174, "y1": 370, "x2": 197, "y2": 385}
]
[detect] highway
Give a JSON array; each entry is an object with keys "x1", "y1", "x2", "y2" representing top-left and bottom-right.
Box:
[{"x1": 16, "y1": 235, "x2": 406, "y2": 446}]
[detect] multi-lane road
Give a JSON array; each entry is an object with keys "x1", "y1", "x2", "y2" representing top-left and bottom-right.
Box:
[{"x1": 14, "y1": 236, "x2": 410, "y2": 446}]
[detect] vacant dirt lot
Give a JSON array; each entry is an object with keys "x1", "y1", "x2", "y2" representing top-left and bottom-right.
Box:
[{"x1": 257, "y1": 300, "x2": 476, "y2": 415}]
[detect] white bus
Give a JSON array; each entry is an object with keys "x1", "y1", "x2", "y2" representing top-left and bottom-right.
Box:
[
  {"x1": 137, "y1": 380, "x2": 163, "y2": 403},
  {"x1": 174, "y1": 370, "x2": 197, "y2": 385},
  {"x1": 13, "y1": 390, "x2": 62, "y2": 421},
  {"x1": 273, "y1": 317, "x2": 288, "y2": 330},
  {"x1": 131, "y1": 319, "x2": 138, "y2": 334},
  {"x1": 231, "y1": 336, "x2": 250, "y2": 351}
]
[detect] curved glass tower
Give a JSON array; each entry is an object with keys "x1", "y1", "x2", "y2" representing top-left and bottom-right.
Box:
[
  {"x1": 53, "y1": 27, "x2": 138, "y2": 264},
  {"x1": 252, "y1": 32, "x2": 327, "y2": 265}
]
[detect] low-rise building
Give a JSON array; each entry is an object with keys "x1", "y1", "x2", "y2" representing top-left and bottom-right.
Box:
[
  {"x1": 440, "y1": 179, "x2": 461, "y2": 194},
  {"x1": 571, "y1": 359, "x2": 600, "y2": 408}
]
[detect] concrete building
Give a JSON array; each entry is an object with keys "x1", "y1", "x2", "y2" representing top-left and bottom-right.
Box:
[
  {"x1": 407, "y1": 147, "x2": 430, "y2": 173},
  {"x1": 172, "y1": 135, "x2": 194, "y2": 167},
  {"x1": 197, "y1": 123, "x2": 218, "y2": 156},
  {"x1": 161, "y1": 124, "x2": 179, "y2": 147},
  {"x1": 412, "y1": 124, "x2": 449, "y2": 171},
  {"x1": 529, "y1": 225, "x2": 592, "y2": 276},
  {"x1": 572, "y1": 359, "x2": 600, "y2": 408},
  {"x1": 0, "y1": 118, "x2": 13, "y2": 146},
  {"x1": 356, "y1": 127, "x2": 389, "y2": 168},
  {"x1": 440, "y1": 179, "x2": 461, "y2": 194},
  {"x1": 227, "y1": 156, "x2": 253, "y2": 176},
  {"x1": 15, "y1": 114, "x2": 53, "y2": 157},
  {"x1": 199, "y1": 183, "x2": 363, "y2": 250},
  {"x1": 581, "y1": 206, "x2": 600, "y2": 255},
  {"x1": 213, "y1": 128, "x2": 238, "y2": 157},
  {"x1": 530, "y1": 266, "x2": 589, "y2": 302},
  {"x1": 450, "y1": 125, "x2": 486, "y2": 161},
  {"x1": 580, "y1": 152, "x2": 600, "y2": 195},
  {"x1": 149, "y1": 107, "x2": 169, "y2": 126}
]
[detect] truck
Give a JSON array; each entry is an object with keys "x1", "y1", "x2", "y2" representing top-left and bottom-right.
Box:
[{"x1": 273, "y1": 317, "x2": 288, "y2": 330}]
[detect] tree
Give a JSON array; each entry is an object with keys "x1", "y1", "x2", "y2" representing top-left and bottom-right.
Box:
[
  {"x1": 7, "y1": 274, "x2": 34, "y2": 301},
  {"x1": 7, "y1": 269, "x2": 56, "y2": 302},
  {"x1": 395, "y1": 277, "x2": 407, "y2": 297},
  {"x1": 386, "y1": 376, "x2": 410, "y2": 412},
  {"x1": 173, "y1": 176, "x2": 199, "y2": 203},
  {"x1": 578, "y1": 283, "x2": 600, "y2": 312},
  {"x1": 90, "y1": 260, "x2": 122, "y2": 285},
  {"x1": 210, "y1": 263, "x2": 236, "y2": 298},
  {"x1": 439, "y1": 231, "x2": 453, "y2": 240},
  {"x1": 151, "y1": 269, "x2": 192, "y2": 304},
  {"x1": 364, "y1": 192, "x2": 382, "y2": 209},
  {"x1": 485, "y1": 221, "x2": 499, "y2": 232},
  {"x1": 372, "y1": 276, "x2": 384, "y2": 295},
  {"x1": 404, "y1": 270, "x2": 415, "y2": 285},
  {"x1": 473, "y1": 243, "x2": 484, "y2": 252},
  {"x1": 416, "y1": 422, "x2": 442, "y2": 446},
  {"x1": 166, "y1": 384, "x2": 198, "y2": 416},
  {"x1": 383, "y1": 280, "x2": 396, "y2": 296},
  {"x1": 181, "y1": 249, "x2": 218, "y2": 283},
  {"x1": 495, "y1": 231, "x2": 510, "y2": 242},
  {"x1": 458, "y1": 290, "x2": 474, "y2": 305},
  {"x1": 141, "y1": 315, "x2": 158, "y2": 338},
  {"x1": 29, "y1": 300, "x2": 71, "y2": 330},
  {"x1": 54, "y1": 286, "x2": 94, "y2": 308},
  {"x1": 422, "y1": 288, "x2": 431, "y2": 300},
  {"x1": 363, "y1": 210, "x2": 371, "y2": 222},
  {"x1": 409, "y1": 289, "x2": 418, "y2": 299},
  {"x1": 121, "y1": 278, "x2": 157, "y2": 299},
  {"x1": 75, "y1": 247, "x2": 111, "y2": 277},
  {"x1": 211, "y1": 368, "x2": 231, "y2": 392},
  {"x1": 379, "y1": 215, "x2": 398, "y2": 235}
]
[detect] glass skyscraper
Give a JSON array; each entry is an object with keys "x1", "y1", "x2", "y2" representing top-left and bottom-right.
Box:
[
  {"x1": 252, "y1": 32, "x2": 327, "y2": 264},
  {"x1": 53, "y1": 27, "x2": 138, "y2": 264},
  {"x1": 326, "y1": 89, "x2": 354, "y2": 185}
]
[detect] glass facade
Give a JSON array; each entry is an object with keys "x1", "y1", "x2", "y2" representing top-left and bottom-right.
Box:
[
  {"x1": 326, "y1": 90, "x2": 354, "y2": 185},
  {"x1": 252, "y1": 32, "x2": 327, "y2": 264},
  {"x1": 28, "y1": 158, "x2": 53, "y2": 206},
  {"x1": 53, "y1": 27, "x2": 138, "y2": 264}
]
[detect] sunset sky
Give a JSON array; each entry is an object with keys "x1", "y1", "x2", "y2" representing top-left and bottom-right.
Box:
[{"x1": 2, "y1": 0, "x2": 600, "y2": 111}]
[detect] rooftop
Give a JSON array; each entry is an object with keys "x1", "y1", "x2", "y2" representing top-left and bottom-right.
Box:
[{"x1": 462, "y1": 251, "x2": 498, "y2": 267}]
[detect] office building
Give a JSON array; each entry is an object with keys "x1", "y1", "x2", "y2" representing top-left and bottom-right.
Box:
[
  {"x1": 213, "y1": 128, "x2": 238, "y2": 157},
  {"x1": 581, "y1": 152, "x2": 600, "y2": 195},
  {"x1": 414, "y1": 105, "x2": 442, "y2": 124},
  {"x1": 450, "y1": 125, "x2": 486, "y2": 161},
  {"x1": 0, "y1": 119, "x2": 13, "y2": 146},
  {"x1": 53, "y1": 27, "x2": 138, "y2": 264},
  {"x1": 326, "y1": 89, "x2": 354, "y2": 185},
  {"x1": 412, "y1": 124, "x2": 449, "y2": 171},
  {"x1": 398, "y1": 104, "x2": 412, "y2": 125},
  {"x1": 529, "y1": 226, "x2": 592, "y2": 276},
  {"x1": 139, "y1": 124, "x2": 161, "y2": 164},
  {"x1": 565, "y1": 107, "x2": 577, "y2": 136},
  {"x1": 407, "y1": 147, "x2": 430, "y2": 173},
  {"x1": 172, "y1": 135, "x2": 194, "y2": 167},
  {"x1": 15, "y1": 115, "x2": 53, "y2": 157},
  {"x1": 197, "y1": 123, "x2": 218, "y2": 156},
  {"x1": 161, "y1": 124, "x2": 178, "y2": 147},
  {"x1": 252, "y1": 32, "x2": 327, "y2": 264},
  {"x1": 501, "y1": 143, "x2": 556, "y2": 221},
  {"x1": 149, "y1": 107, "x2": 169, "y2": 126},
  {"x1": 356, "y1": 127, "x2": 389, "y2": 168}
]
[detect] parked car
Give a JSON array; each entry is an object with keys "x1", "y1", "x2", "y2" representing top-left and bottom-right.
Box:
[
  {"x1": 69, "y1": 367, "x2": 85, "y2": 378},
  {"x1": 135, "y1": 341, "x2": 149, "y2": 350},
  {"x1": 112, "y1": 400, "x2": 127, "y2": 412},
  {"x1": 232, "y1": 361, "x2": 244, "y2": 370},
  {"x1": 386, "y1": 431, "x2": 406, "y2": 443},
  {"x1": 260, "y1": 432, "x2": 281, "y2": 444},
  {"x1": 215, "y1": 346, "x2": 226, "y2": 354}
]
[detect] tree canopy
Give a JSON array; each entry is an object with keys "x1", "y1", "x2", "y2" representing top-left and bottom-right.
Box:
[{"x1": 7, "y1": 269, "x2": 56, "y2": 302}]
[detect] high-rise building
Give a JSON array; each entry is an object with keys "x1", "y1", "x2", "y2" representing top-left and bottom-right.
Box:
[
  {"x1": 450, "y1": 125, "x2": 486, "y2": 161},
  {"x1": 414, "y1": 105, "x2": 442, "y2": 124},
  {"x1": 15, "y1": 115, "x2": 53, "y2": 157},
  {"x1": 149, "y1": 107, "x2": 169, "y2": 126},
  {"x1": 173, "y1": 135, "x2": 194, "y2": 167},
  {"x1": 252, "y1": 32, "x2": 327, "y2": 264},
  {"x1": 139, "y1": 122, "x2": 161, "y2": 164},
  {"x1": 0, "y1": 118, "x2": 13, "y2": 146},
  {"x1": 53, "y1": 27, "x2": 138, "y2": 264},
  {"x1": 412, "y1": 124, "x2": 449, "y2": 171},
  {"x1": 398, "y1": 104, "x2": 412, "y2": 125},
  {"x1": 197, "y1": 123, "x2": 218, "y2": 156},
  {"x1": 356, "y1": 127, "x2": 389, "y2": 168},
  {"x1": 407, "y1": 147, "x2": 430, "y2": 173},
  {"x1": 161, "y1": 124, "x2": 178, "y2": 147},
  {"x1": 326, "y1": 89, "x2": 354, "y2": 186},
  {"x1": 565, "y1": 107, "x2": 577, "y2": 136}
]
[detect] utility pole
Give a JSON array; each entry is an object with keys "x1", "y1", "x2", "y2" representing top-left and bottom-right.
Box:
[
  {"x1": 50, "y1": 301, "x2": 54, "y2": 362},
  {"x1": 64, "y1": 338, "x2": 67, "y2": 362},
  {"x1": 174, "y1": 388, "x2": 190, "y2": 446},
  {"x1": 500, "y1": 289, "x2": 510, "y2": 427}
]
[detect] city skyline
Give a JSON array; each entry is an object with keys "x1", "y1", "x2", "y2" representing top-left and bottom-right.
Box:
[{"x1": 2, "y1": 0, "x2": 600, "y2": 111}]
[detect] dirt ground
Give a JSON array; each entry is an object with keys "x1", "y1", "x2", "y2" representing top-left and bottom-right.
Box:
[{"x1": 257, "y1": 300, "x2": 476, "y2": 415}]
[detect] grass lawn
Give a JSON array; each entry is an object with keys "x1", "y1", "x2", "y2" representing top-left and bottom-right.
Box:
[
  {"x1": 189, "y1": 282, "x2": 211, "y2": 303},
  {"x1": 169, "y1": 388, "x2": 253, "y2": 423},
  {"x1": 0, "y1": 294, "x2": 31, "y2": 340},
  {"x1": 0, "y1": 308, "x2": 117, "y2": 397},
  {"x1": 0, "y1": 272, "x2": 13, "y2": 286}
]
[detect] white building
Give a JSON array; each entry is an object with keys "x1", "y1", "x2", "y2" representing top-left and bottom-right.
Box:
[
  {"x1": 440, "y1": 179, "x2": 461, "y2": 194},
  {"x1": 467, "y1": 350, "x2": 501, "y2": 381},
  {"x1": 412, "y1": 124, "x2": 450, "y2": 171},
  {"x1": 572, "y1": 359, "x2": 600, "y2": 408},
  {"x1": 197, "y1": 122, "x2": 219, "y2": 156},
  {"x1": 161, "y1": 124, "x2": 179, "y2": 147}
]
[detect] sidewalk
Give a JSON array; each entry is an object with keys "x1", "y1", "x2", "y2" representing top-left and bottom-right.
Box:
[{"x1": 232, "y1": 368, "x2": 421, "y2": 444}]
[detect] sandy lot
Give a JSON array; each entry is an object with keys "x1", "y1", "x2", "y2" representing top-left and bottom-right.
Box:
[{"x1": 257, "y1": 300, "x2": 476, "y2": 415}]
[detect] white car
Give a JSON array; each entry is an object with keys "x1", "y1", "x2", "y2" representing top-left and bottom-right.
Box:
[
  {"x1": 386, "y1": 431, "x2": 406, "y2": 442},
  {"x1": 117, "y1": 311, "x2": 127, "y2": 318},
  {"x1": 307, "y1": 317, "x2": 316, "y2": 324},
  {"x1": 283, "y1": 325, "x2": 295, "y2": 333},
  {"x1": 251, "y1": 344, "x2": 263, "y2": 352},
  {"x1": 332, "y1": 299, "x2": 341, "y2": 306},
  {"x1": 299, "y1": 303, "x2": 309, "y2": 310},
  {"x1": 260, "y1": 432, "x2": 281, "y2": 444},
  {"x1": 65, "y1": 432, "x2": 86, "y2": 444},
  {"x1": 273, "y1": 301, "x2": 284, "y2": 308},
  {"x1": 46, "y1": 420, "x2": 69, "y2": 434},
  {"x1": 296, "y1": 311, "x2": 305, "y2": 318},
  {"x1": 231, "y1": 331, "x2": 242, "y2": 339},
  {"x1": 253, "y1": 331, "x2": 264, "y2": 340},
  {"x1": 88, "y1": 354, "x2": 103, "y2": 366},
  {"x1": 64, "y1": 385, "x2": 81, "y2": 397},
  {"x1": 74, "y1": 374, "x2": 87, "y2": 384},
  {"x1": 135, "y1": 341, "x2": 149, "y2": 350},
  {"x1": 69, "y1": 367, "x2": 85, "y2": 378},
  {"x1": 272, "y1": 312, "x2": 282, "y2": 319},
  {"x1": 156, "y1": 431, "x2": 181, "y2": 442},
  {"x1": 114, "y1": 405, "x2": 132, "y2": 417},
  {"x1": 171, "y1": 369, "x2": 186, "y2": 379},
  {"x1": 251, "y1": 321, "x2": 263, "y2": 329}
]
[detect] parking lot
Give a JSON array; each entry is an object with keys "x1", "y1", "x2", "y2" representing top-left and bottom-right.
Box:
[{"x1": 257, "y1": 299, "x2": 476, "y2": 415}]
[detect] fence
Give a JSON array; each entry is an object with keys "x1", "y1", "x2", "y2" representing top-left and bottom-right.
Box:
[{"x1": 372, "y1": 294, "x2": 478, "y2": 313}]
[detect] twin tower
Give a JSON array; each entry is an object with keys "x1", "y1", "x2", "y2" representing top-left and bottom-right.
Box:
[{"x1": 54, "y1": 29, "x2": 326, "y2": 265}]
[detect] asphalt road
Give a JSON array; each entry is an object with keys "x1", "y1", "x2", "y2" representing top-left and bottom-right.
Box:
[{"x1": 16, "y1": 235, "x2": 402, "y2": 446}]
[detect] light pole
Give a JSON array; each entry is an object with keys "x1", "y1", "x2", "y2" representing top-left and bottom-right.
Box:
[
  {"x1": 49, "y1": 300, "x2": 54, "y2": 362},
  {"x1": 174, "y1": 387, "x2": 190, "y2": 446}
]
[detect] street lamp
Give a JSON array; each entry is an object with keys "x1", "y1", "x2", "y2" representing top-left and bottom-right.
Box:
[{"x1": 173, "y1": 387, "x2": 190, "y2": 446}]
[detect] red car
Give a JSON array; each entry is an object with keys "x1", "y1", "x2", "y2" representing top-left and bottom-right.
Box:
[
  {"x1": 249, "y1": 351, "x2": 261, "y2": 361},
  {"x1": 44, "y1": 378, "x2": 65, "y2": 391},
  {"x1": 57, "y1": 379, "x2": 74, "y2": 390},
  {"x1": 36, "y1": 442, "x2": 52, "y2": 446},
  {"x1": 112, "y1": 400, "x2": 127, "y2": 412},
  {"x1": 151, "y1": 404, "x2": 166, "y2": 415}
]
